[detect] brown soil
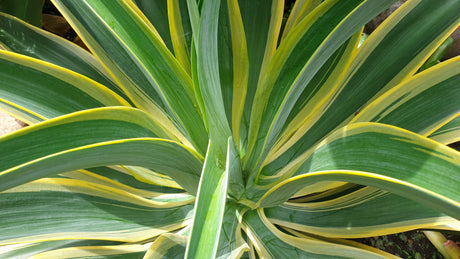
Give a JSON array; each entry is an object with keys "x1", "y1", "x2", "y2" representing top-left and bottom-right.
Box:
[{"x1": 355, "y1": 230, "x2": 460, "y2": 258}]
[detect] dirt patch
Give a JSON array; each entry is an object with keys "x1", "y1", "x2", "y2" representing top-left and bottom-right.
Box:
[{"x1": 355, "y1": 230, "x2": 460, "y2": 258}]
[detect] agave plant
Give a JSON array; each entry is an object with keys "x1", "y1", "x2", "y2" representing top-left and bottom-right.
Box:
[{"x1": 0, "y1": 0, "x2": 459, "y2": 258}]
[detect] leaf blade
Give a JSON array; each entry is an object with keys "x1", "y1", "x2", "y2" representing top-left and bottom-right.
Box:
[
  {"x1": 185, "y1": 140, "x2": 229, "y2": 259},
  {"x1": 52, "y1": 0, "x2": 208, "y2": 153}
]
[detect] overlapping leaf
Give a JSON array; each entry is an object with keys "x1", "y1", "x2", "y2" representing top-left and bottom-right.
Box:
[
  {"x1": 261, "y1": 0, "x2": 460, "y2": 176},
  {"x1": 52, "y1": 0, "x2": 208, "y2": 154},
  {"x1": 0, "y1": 13, "x2": 128, "y2": 101},
  {"x1": 244, "y1": 0, "x2": 398, "y2": 174},
  {"x1": 1, "y1": 178, "x2": 194, "y2": 245},
  {"x1": 0, "y1": 107, "x2": 203, "y2": 193},
  {"x1": 256, "y1": 123, "x2": 460, "y2": 220},
  {"x1": 0, "y1": 0, "x2": 459, "y2": 258},
  {"x1": 0, "y1": 50, "x2": 128, "y2": 124},
  {"x1": 265, "y1": 187, "x2": 458, "y2": 238}
]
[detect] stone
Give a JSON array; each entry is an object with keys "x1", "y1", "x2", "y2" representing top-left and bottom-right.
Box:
[{"x1": 0, "y1": 110, "x2": 26, "y2": 136}]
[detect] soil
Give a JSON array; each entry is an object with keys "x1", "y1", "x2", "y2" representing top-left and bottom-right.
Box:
[{"x1": 355, "y1": 230, "x2": 460, "y2": 258}]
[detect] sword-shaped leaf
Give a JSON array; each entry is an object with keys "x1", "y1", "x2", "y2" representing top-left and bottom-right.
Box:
[
  {"x1": 185, "y1": 140, "x2": 229, "y2": 258},
  {"x1": 145, "y1": 233, "x2": 187, "y2": 259},
  {"x1": 429, "y1": 115, "x2": 460, "y2": 145},
  {"x1": 52, "y1": 0, "x2": 208, "y2": 154},
  {"x1": 262, "y1": 0, "x2": 460, "y2": 176},
  {"x1": 244, "y1": 0, "x2": 397, "y2": 173},
  {"x1": 256, "y1": 123, "x2": 460, "y2": 220},
  {"x1": 351, "y1": 57, "x2": 460, "y2": 136},
  {"x1": 0, "y1": 13, "x2": 128, "y2": 102},
  {"x1": 265, "y1": 187, "x2": 458, "y2": 238},
  {"x1": 242, "y1": 208, "x2": 396, "y2": 258},
  {"x1": 0, "y1": 51, "x2": 128, "y2": 124},
  {"x1": 0, "y1": 107, "x2": 202, "y2": 193},
  {"x1": 1, "y1": 178, "x2": 194, "y2": 245}
]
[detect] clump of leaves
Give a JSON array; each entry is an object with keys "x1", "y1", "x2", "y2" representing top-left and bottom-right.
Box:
[{"x1": 0, "y1": 0, "x2": 459, "y2": 258}]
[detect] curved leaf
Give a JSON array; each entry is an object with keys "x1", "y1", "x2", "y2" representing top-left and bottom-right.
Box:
[
  {"x1": 216, "y1": 202, "x2": 249, "y2": 259},
  {"x1": 265, "y1": 187, "x2": 457, "y2": 238},
  {"x1": 351, "y1": 56, "x2": 460, "y2": 136},
  {"x1": 61, "y1": 169, "x2": 193, "y2": 203},
  {"x1": 0, "y1": 240, "x2": 80, "y2": 259},
  {"x1": 145, "y1": 233, "x2": 187, "y2": 259},
  {"x1": 0, "y1": 137, "x2": 202, "y2": 194},
  {"x1": 244, "y1": 0, "x2": 397, "y2": 173},
  {"x1": 243, "y1": 208, "x2": 395, "y2": 258},
  {"x1": 31, "y1": 244, "x2": 146, "y2": 259},
  {"x1": 0, "y1": 13, "x2": 129, "y2": 102},
  {"x1": 0, "y1": 107, "x2": 203, "y2": 194},
  {"x1": 1, "y1": 178, "x2": 194, "y2": 245},
  {"x1": 185, "y1": 140, "x2": 229, "y2": 259},
  {"x1": 0, "y1": 107, "x2": 166, "y2": 172},
  {"x1": 114, "y1": 166, "x2": 184, "y2": 191},
  {"x1": 429, "y1": 115, "x2": 460, "y2": 145},
  {"x1": 0, "y1": 50, "x2": 128, "y2": 123},
  {"x1": 256, "y1": 123, "x2": 460, "y2": 220},
  {"x1": 74, "y1": 166, "x2": 185, "y2": 194},
  {"x1": 262, "y1": 0, "x2": 460, "y2": 176},
  {"x1": 52, "y1": 0, "x2": 208, "y2": 153}
]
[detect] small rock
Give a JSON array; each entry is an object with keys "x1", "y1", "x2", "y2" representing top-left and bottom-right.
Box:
[{"x1": 0, "y1": 111, "x2": 26, "y2": 136}]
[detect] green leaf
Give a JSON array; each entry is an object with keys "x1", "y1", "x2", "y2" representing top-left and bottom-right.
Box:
[
  {"x1": 0, "y1": 0, "x2": 43, "y2": 27},
  {"x1": 1, "y1": 178, "x2": 194, "y2": 245},
  {"x1": 351, "y1": 56, "x2": 460, "y2": 137},
  {"x1": 342, "y1": 0, "x2": 460, "y2": 104},
  {"x1": 0, "y1": 13, "x2": 130, "y2": 102},
  {"x1": 168, "y1": 0, "x2": 193, "y2": 74},
  {"x1": 244, "y1": 0, "x2": 397, "y2": 173},
  {"x1": 238, "y1": 0, "x2": 284, "y2": 151},
  {"x1": 256, "y1": 123, "x2": 460, "y2": 220},
  {"x1": 145, "y1": 233, "x2": 187, "y2": 259},
  {"x1": 429, "y1": 115, "x2": 460, "y2": 145},
  {"x1": 419, "y1": 37, "x2": 454, "y2": 71},
  {"x1": 265, "y1": 30, "x2": 362, "y2": 163},
  {"x1": 0, "y1": 107, "x2": 162, "y2": 171},
  {"x1": 0, "y1": 240, "x2": 78, "y2": 259},
  {"x1": 1, "y1": 137, "x2": 203, "y2": 194},
  {"x1": 265, "y1": 187, "x2": 457, "y2": 238},
  {"x1": 32, "y1": 244, "x2": 146, "y2": 259},
  {"x1": 0, "y1": 50, "x2": 128, "y2": 124},
  {"x1": 77, "y1": 166, "x2": 185, "y2": 194},
  {"x1": 133, "y1": 0, "x2": 174, "y2": 52},
  {"x1": 195, "y1": 0, "x2": 232, "y2": 160},
  {"x1": 60, "y1": 168, "x2": 193, "y2": 204},
  {"x1": 0, "y1": 107, "x2": 203, "y2": 194},
  {"x1": 216, "y1": 202, "x2": 249, "y2": 258},
  {"x1": 281, "y1": 0, "x2": 322, "y2": 41},
  {"x1": 227, "y1": 136, "x2": 245, "y2": 200},
  {"x1": 243, "y1": 209, "x2": 395, "y2": 258},
  {"x1": 260, "y1": 0, "x2": 460, "y2": 177},
  {"x1": 185, "y1": 140, "x2": 229, "y2": 259},
  {"x1": 217, "y1": 0, "x2": 249, "y2": 148},
  {"x1": 185, "y1": 0, "x2": 200, "y2": 49},
  {"x1": 52, "y1": 0, "x2": 208, "y2": 154}
]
